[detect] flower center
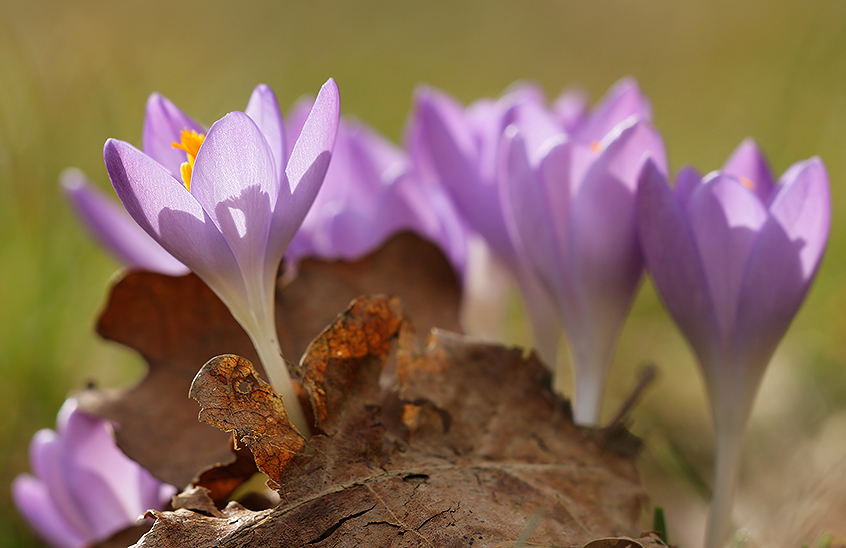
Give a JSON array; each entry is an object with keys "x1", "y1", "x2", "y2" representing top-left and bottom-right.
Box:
[{"x1": 171, "y1": 129, "x2": 206, "y2": 191}]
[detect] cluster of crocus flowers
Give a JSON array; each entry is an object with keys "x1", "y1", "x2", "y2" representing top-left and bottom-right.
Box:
[
  {"x1": 104, "y1": 80, "x2": 340, "y2": 434},
  {"x1": 410, "y1": 78, "x2": 667, "y2": 426},
  {"x1": 38, "y1": 77, "x2": 833, "y2": 548},
  {"x1": 12, "y1": 399, "x2": 176, "y2": 548},
  {"x1": 638, "y1": 140, "x2": 830, "y2": 548}
]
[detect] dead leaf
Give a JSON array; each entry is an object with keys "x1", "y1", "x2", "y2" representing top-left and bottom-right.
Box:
[
  {"x1": 78, "y1": 233, "x2": 462, "y2": 489},
  {"x1": 141, "y1": 296, "x2": 646, "y2": 547}
]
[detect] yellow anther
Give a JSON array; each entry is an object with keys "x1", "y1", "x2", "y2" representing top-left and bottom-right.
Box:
[
  {"x1": 739, "y1": 176, "x2": 755, "y2": 191},
  {"x1": 171, "y1": 129, "x2": 205, "y2": 191}
]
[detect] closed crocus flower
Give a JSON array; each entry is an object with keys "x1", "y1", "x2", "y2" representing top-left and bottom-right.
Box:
[
  {"x1": 637, "y1": 140, "x2": 830, "y2": 548},
  {"x1": 61, "y1": 168, "x2": 189, "y2": 276},
  {"x1": 409, "y1": 83, "x2": 562, "y2": 367},
  {"x1": 284, "y1": 101, "x2": 467, "y2": 274},
  {"x1": 500, "y1": 83, "x2": 667, "y2": 427},
  {"x1": 12, "y1": 399, "x2": 175, "y2": 548},
  {"x1": 104, "y1": 80, "x2": 340, "y2": 434}
]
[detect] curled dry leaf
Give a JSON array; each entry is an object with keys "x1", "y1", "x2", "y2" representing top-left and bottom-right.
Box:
[
  {"x1": 138, "y1": 295, "x2": 647, "y2": 548},
  {"x1": 78, "y1": 233, "x2": 461, "y2": 490}
]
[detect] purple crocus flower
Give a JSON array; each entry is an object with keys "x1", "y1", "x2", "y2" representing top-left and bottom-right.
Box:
[
  {"x1": 12, "y1": 399, "x2": 175, "y2": 548},
  {"x1": 61, "y1": 168, "x2": 189, "y2": 276},
  {"x1": 412, "y1": 78, "x2": 663, "y2": 426},
  {"x1": 409, "y1": 82, "x2": 562, "y2": 367},
  {"x1": 103, "y1": 80, "x2": 340, "y2": 434},
  {"x1": 637, "y1": 140, "x2": 830, "y2": 548},
  {"x1": 500, "y1": 81, "x2": 666, "y2": 426},
  {"x1": 284, "y1": 100, "x2": 467, "y2": 274}
]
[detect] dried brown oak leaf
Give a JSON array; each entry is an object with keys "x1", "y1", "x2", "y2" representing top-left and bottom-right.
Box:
[
  {"x1": 138, "y1": 295, "x2": 646, "y2": 548},
  {"x1": 78, "y1": 233, "x2": 461, "y2": 490}
]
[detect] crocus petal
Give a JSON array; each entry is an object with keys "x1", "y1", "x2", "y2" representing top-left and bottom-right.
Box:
[
  {"x1": 574, "y1": 77, "x2": 652, "y2": 145},
  {"x1": 501, "y1": 128, "x2": 562, "y2": 298},
  {"x1": 637, "y1": 160, "x2": 719, "y2": 366},
  {"x1": 686, "y1": 174, "x2": 768, "y2": 339},
  {"x1": 566, "y1": 122, "x2": 653, "y2": 354},
  {"x1": 29, "y1": 430, "x2": 93, "y2": 539},
  {"x1": 731, "y1": 158, "x2": 830, "y2": 385},
  {"x1": 12, "y1": 475, "x2": 85, "y2": 548},
  {"x1": 722, "y1": 138, "x2": 776, "y2": 204},
  {"x1": 191, "y1": 112, "x2": 277, "y2": 278},
  {"x1": 245, "y1": 84, "x2": 287, "y2": 184},
  {"x1": 61, "y1": 169, "x2": 189, "y2": 276},
  {"x1": 104, "y1": 139, "x2": 245, "y2": 304},
  {"x1": 59, "y1": 410, "x2": 148, "y2": 540},
  {"x1": 272, "y1": 78, "x2": 339, "y2": 258},
  {"x1": 552, "y1": 88, "x2": 588, "y2": 132},
  {"x1": 674, "y1": 165, "x2": 703, "y2": 207},
  {"x1": 414, "y1": 88, "x2": 516, "y2": 263},
  {"x1": 142, "y1": 93, "x2": 204, "y2": 176},
  {"x1": 510, "y1": 102, "x2": 565, "y2": 164}
]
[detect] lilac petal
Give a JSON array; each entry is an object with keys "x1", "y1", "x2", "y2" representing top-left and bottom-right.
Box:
[
  {"x1": 552, "y1": 88, "x2": 589, "y2": 132},
  {"x1": 413, "y1": 89, "x2": 515, "y2": 263},
  {"x1": 575, "y1": 77, "x2": 652, "y2": 145},
  {"x1": 245, "y1": 84, "x2": 287, "y2": 184},
  {"x1": 104, "y1": 139, "x2": 245, "y2": 303},
  {"x1": 566, "y1": 123, "x2": 649, "y2": 352},
  {"x1": 770, "y1": 158, "x2": 831, "y2": 277},
  {"x1": 28, "y1": 429, "x2": 93, "y2": 539},
  {"x1": 142, "y1": 93, "x2": 204, "y2": 176},
  {"x1": 12, "y1": 475, "x2": 85, "y2": 548},
  {"x1": 191, "y1": 112, "x2": 277, "y2": 278},
  {"x1": 731, "y1": 158, "x2": 831, "y2": 379},
  {"x1": 59, "y1": 411, "x2": 148, "y2": 541},
  {"x1": 674, "y1": 165, "x2": 703, "y2": 207},
  {"x1": 272, "y1": 78, "x2": 339, "y2": 255},
  {"x1": 61, "y1": 169, "x2": 189, "y2": 276},
  {"x1": 500, "y1": 128, "x2": 563, "y2": 300},
  {"x1": 686, "y1": 174, "x2": 768, "y2": 339},
  {"x1": 637, "y1": 161, "x2": 719, "y2": 365},
  {"x1": 510, "y1": 102, "x2": 565, "y2": 164},
  {"x1": 722, "y1": 138, "x2": 776, "y2": 204}
]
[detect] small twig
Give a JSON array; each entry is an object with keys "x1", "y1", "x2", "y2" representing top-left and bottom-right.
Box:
[{"x1": 607, "y1": 363, "x2": 658, "y2": 427}]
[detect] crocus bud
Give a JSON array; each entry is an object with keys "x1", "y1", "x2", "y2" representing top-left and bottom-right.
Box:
[{"x1": 637, "y1": 140, "x2": 830, "y2": 548}]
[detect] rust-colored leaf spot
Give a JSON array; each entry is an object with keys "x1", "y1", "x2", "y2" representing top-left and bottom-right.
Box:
[{"x1": 190, "y1": 355, "x2": 308, "y2": 490}]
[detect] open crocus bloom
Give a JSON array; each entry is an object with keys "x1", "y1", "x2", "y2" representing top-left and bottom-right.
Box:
[
  {"x1": 104, "y1": 80, "x2": 340, "y2": 434},
  {"x1": 637, "y1": 140, "x2": 830, "y2": 548},
  {"x1": 12, "y1": 399, "x2": 175, "y2": 548},
  {"x1": 284, "y1": 101, "x2": 467, "y2": 274},
  {"x1": 61, "y1": 168, "x2": 188, "y2": 276},
  {"x1": 500, "y1": 80, "x2": 667, "y2": 426}
]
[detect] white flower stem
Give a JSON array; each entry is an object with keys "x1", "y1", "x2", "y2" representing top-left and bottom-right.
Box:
[
  {"x1": 705, "y1": 420, "x2": 745, "y2": 548},
  {"x1": 572, "y1": 369, "x2": 603, "y2": 427},
  {"x1": 252, "y1": 333, "x2": 310, "y2": 436},
  {"x1": 244, "y1": 318, "x2": 310, "y2": 437}
]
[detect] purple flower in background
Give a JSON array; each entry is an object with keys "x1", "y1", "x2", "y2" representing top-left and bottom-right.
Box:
[
  {"x1": 61, "y1": 168, "x2": 188, "y2": 276},
  {"x1": 637, "y1": 140, "x2": 830, "y2": 548},
  {"x1": 284, "y1": 100, "x2": 467, "y2": 274},
  {"x1": 501, "y1": 79, "x2": 666, "y2": 426},
  {"x1": 12, "y1": 399, "x2": 175, "y2": 548},
  {"x1": 409, "y1": 82, "x2": 562, "y2": 366},
  {"x1": 104, "y1": 80, "x2": 340, "y2": 434}
]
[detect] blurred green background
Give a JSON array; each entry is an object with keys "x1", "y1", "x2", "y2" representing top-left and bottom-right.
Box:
[{"x1": 2, "y1": 0, "x2": 846, "y2": 546}]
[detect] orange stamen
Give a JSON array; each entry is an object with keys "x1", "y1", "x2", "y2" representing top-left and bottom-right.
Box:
[
  {"x1": 590, "y1": 141, "x2": 602, "y2": 153},
  {"x1": 739, "y1": 175, "x2": 755, "y2": 191},
  {"x1": 171, "y1": 129, "x2": 205, "y2": 191}
]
